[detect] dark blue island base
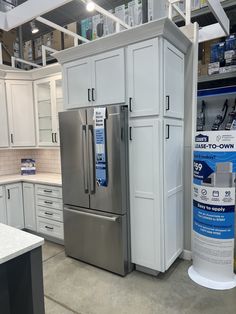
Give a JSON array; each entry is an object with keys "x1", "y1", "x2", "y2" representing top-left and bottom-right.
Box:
[{"x1": 0, "y1": 247, "x2": 45, "y2": 314}]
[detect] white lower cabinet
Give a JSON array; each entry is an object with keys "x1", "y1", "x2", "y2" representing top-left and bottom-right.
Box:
[
  {"x1": 35, "y1": 184, "x2": 64, "y2": 240},
  {"x1": 23, "y1": 183, "x2": 36, "y2": 231},
  {"x1": 129, "y1": 118, "x2": 184, "y2": 272},
  {"x1": 129, "y1": 118, "x2": 162, "y2": 271},
  {"x1": 5, "y1": 183, "x2": 24, "y2": 229},
  {"x1": 0, "y1": 186, "x2": 7, "y2": 224}
]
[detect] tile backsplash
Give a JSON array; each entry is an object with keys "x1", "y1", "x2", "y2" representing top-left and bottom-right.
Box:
[{"x1": 0, "y1": 149, "x2": 61, "y2": 176}]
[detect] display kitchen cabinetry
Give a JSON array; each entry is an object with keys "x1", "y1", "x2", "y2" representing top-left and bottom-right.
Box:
[
  {"x1": 0, "y1": 186, "x2": 7, "y2": 224},
  {"x1": 163, "y1": 41, "x2": 184, "y2": 119},
  {"x1": 63, "y1": 48, "x2": 125, "y2": 109},
  {"x1": 23, "y1": 183, "x2": 36, "y2": 231},
  {"x1": 5, "y1": 80, "x2": 36, "y2": 147},
  {"x1": 5, "y1": 183, "x2": 24, "y2": 229},
  {"x1": 0, "y1": 80, "x2": 9, "y2": 148},
  {"x1": 34, "y1": 75, "x2": 63, "y2": 146},
  {"x1": 127, "y1": 39, "x2": 159, "y2": 117}
]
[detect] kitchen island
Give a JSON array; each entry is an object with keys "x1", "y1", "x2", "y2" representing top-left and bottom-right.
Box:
[{"x1": 0, "y1": 223, "x2": 45, "y2": 314}]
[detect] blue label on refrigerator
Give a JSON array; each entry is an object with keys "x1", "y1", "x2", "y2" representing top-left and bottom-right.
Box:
[{"x1": 94, "y1": 108, "x2": 107, "y2": 187}]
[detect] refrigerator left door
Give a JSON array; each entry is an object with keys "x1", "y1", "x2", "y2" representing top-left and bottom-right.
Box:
[{"x1": 59, "y1": 109, "x2": 89, "y2": 208}]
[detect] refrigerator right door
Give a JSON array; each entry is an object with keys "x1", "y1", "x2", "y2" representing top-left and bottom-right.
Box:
[
  {"x1": 59, "y1": 109, "x2": 89, "y2": 208},
  {"x1": 87, "y1": 105, "x2": 128, "y2": 215}
]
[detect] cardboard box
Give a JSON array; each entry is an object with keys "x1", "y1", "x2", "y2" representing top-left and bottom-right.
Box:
[
  {"x1": 219, "y1": 65, "x2": 236, "y2": 74},
  {"x1": 63, "y1": 22, "x2": 77, "y2": 49},
  {"x1": 0, "y1": 28, "x2": 17, "y2": 64},
  {"x1": 208, "y1": 62, "x2": 220, "y2": 75},
  {"x1": 34, "y1": 36, "x2": 43, "y2": 59},
  {"x1": 23, "y1": 40, "x2": 33, "y2": 61},
  {"x1": 43, "y1": 30, "x2": 62, "y2": 51},
  {"x1": 81, "y1": 18, "x2": 93, "y2": 41},
  {"x1": 103, "y1": 9, "x2": 114, "y2": 36}
]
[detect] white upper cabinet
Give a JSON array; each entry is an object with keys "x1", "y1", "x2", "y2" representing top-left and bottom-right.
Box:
[
  {"x1": 6, "y1": 80, "x2": 36, "y2": 147},
  {"x1": 127, "y1": 39, "x2": 159, "y2": 117},
  {"x1": 63, "y1": 48, "x2": 125, "y2": 109},
  {"x1": 91, "y1": 49, "x2": 125, "y2": 105},
  {"x1": 0, "y1": 80, "x2": 9, "y2": 148},
  {"x1": 34, "y1": 75, "x2": 63, "y2": 146},
  {"x1": 163, "y1": 41, "x2": 184, "y2": 119},
  {"x1": 63, "y1": 58, "x2": 91, "y2": 109},
  {"x1": 6, "y1": 183, "x2": 24, "y2": 229}
]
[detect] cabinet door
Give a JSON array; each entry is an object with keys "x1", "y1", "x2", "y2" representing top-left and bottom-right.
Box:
[
  {"x1": 127, "y1": 39, "x2": 159, "y2": 117},
  {"x1": 6, "y1": 81, "x2": 36, "y2": 147},
  {"x1": 52, "y1": 77, "x2": 63, "y2": 146},
  {"x1": 163, "y1": 41, "x2": 184, "y2": 119},
  {"x1": 23, "y1": 183, "x2": 36, "y2": 231},
  {"x1": 63, "y1": 58, "x2": 92, "y2": 109},
  {"x1": 0, "y1": 186, "x2": 7, "y2": 224},
  {"x1": 0, "y1": 80, "x2": 9, "y2": 147},
  {"x1": 164, "y1": 119, "x2": 184, "y2": 270},
  {"x1": 91, "y1": 48, "x2": 125, "y2": 105},
  {"x1": 6, "y1": 183, "x2": 24, "y2": 229},
  {"x1": 34, "y1": 78, "x2": 54, "y2": 146},
  {"x1": 129, "y1": 118, "x2": 162, "y2": 271}
]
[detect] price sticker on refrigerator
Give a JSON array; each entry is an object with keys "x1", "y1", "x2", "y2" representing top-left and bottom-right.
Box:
[{"x1": 93, "y1": 108, "x2": 108, "y2": 187}]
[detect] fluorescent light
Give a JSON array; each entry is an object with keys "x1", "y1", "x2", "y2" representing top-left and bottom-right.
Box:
[
  {"x1": 86, "y1": 1, "x2": 95, "y2": 12},
  {"x1": 30, "y1": 21, "x2": 39, "y2": 34}
]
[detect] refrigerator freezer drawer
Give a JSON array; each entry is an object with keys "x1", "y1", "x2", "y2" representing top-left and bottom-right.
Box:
[{"x1": 64, "y1": 207, "x2": 129, "y2": 276}]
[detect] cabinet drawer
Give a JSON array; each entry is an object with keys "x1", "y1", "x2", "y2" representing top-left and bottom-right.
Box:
[
  {"x1": 36, "y1": 184, "x2": 62, "y2": 199},
  {"x1": 37, "y1": 206, "x2": 63, "y2": 222},
  {"x1": 37, "y1": 217, "x2": 64, "y2": 240},
  {"x1": 36, "y1": 195, "x2": 63, "y2": 211}
]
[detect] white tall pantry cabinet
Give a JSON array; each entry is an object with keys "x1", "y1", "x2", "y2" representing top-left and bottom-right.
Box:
[
  {"x1": 0, "y1": 80, "x2": 9, "y2": 147},
  {"x1": 55, "y1": 19, "x2": 190, "y2": 273}
]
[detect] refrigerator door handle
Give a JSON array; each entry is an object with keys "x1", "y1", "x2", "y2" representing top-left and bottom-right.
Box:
[
  {"x1": 64, "y1": 207, "x2": 120, "y2": 222},
  {"x1": 82, "y1": 125, "x2": 89, "y2": 193},
  {"x1": 88, "y1": 124, "x2": 96, "y2": 194}
]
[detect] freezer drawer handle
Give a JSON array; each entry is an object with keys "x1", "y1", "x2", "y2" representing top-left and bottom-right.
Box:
[
  {"x1": 65, "y1": 207, "x2": 119, "y2": 222},
  {"x1": 45, "y1": 226, "x2": 54, "y2": 230}
]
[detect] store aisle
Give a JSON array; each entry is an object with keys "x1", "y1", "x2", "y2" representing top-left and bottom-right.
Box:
[{"x1": 42, "y1": 242, "x2": 236, "y2": 314}]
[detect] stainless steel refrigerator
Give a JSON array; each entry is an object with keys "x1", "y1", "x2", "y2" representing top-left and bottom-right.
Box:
[{"x1": 59, "y1": 105, "x2": 131, "y2": 276}]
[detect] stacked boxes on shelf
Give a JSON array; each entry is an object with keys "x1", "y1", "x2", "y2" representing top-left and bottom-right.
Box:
[{"x1": 0, "y1": 28, "x2": 17, "y2": 64}]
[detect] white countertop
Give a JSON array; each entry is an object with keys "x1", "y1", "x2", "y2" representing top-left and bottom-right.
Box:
[
  {"x1": 0, "y1": 223, "x2": 44, "y2": 264},
  {"x1": 0, "y1": 173, "x2": 62, "y2": 186}
]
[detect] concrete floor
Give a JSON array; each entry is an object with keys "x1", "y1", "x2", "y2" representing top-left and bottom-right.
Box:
[{"x1": 43, "y1": 241, "x2": 236, "y2": 314}]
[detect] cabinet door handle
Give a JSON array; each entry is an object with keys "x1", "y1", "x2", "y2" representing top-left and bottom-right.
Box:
[
  {"x1": 54, "y1": 133, "x2": 57, "y2": 143},
  {"x1": 166, "y1": 95, "x2": 170, "y2": 111},
  {"x1": 166, "y1": 124, "x2": 170, "y2": 140},
  {"x1": 129, "y1": 126, "x2": 132, "y2": 141},
  {"x1": 45, "y1": 226, "x2": 54, "y2": 230},
  {"x1": 10, "y1": 134, "x2": 14, "y2": 144},
  {"x1": 52, "y1": 133, "x2": 54, "y2": 143},
  {"x1": 92, "y1": 88, "x2": 95, "y2": 101},
  {"x1": 44, "y1": 200, "x2": 53, "y2": 205},
  {"x1": 88, "y1": 88, "x2": 91, "y2": 102},
  {"x1": 129, "y1": 97, "x2": 132, "y2": 112},
  {"x1": 7, "y1": 189, "x2": 10, "y2": 199},
  {"x1": 45, "y1": 212, "x2": 53, "y2": 216}
]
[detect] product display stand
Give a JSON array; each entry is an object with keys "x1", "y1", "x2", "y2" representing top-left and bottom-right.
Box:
[{"x1": 189, "y1": 130, "x2": 236, "y2": 290}]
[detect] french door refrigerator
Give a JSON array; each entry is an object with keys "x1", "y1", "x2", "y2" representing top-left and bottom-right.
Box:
[{"x1": 59, "y1": 105, "x2": 131, "y2": 276}]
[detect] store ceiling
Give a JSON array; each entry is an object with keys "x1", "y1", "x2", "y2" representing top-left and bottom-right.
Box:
[{"x1": 19, "y1": 0, "x2": 126, "y2": 41}]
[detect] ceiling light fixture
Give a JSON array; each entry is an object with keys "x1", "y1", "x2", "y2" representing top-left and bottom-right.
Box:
[
  {"x1": 86, "y1": 1, "x2": 95, "y2": 12},
  {"x1": 30, "y1": 20, "x2": 39, "y2": 34}
]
